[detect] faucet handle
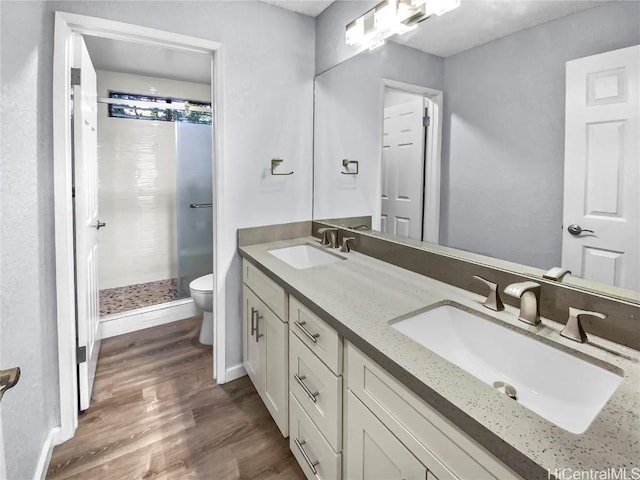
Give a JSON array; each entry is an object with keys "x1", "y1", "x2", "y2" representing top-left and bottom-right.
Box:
[
  {"x1": 472, "y1": 276, "x2": 504, "y2": 311},
  {"x1": 341, "y1": 237, "x2": 356, "y2": 253},
  {"x1": 561, "y1": 307, "x2": 607, "y2": 343}
]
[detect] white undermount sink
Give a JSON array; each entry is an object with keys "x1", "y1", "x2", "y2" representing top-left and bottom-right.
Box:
[
  {"x1": 268, "y1": 244, "x2": 344, "y2": 269},
  {"x1": 391, "y1": 303, "x2": 623, "y2": 434}
]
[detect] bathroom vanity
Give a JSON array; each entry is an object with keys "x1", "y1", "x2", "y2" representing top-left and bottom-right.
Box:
[{"x1": 238, "y1": 223, "x2": 640, "y2": 480}]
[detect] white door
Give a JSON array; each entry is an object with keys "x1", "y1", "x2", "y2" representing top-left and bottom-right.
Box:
[
  {"x1": 562, "y1": 45, "x2": 639, "y2": 290},
  {"x1": 0, "y1": 333, "x2": 4, "y2": 480},
  {"x1": 73, "y1": 34, "x2": 101, "y2": 411},
  {"x1": 381, "y1": 97, "x2": 426, "y2": 240},
  {"x1": 0, "y1": 399, "x2": 5, "y2": 480}
]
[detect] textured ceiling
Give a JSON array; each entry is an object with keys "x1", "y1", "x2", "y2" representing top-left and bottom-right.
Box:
[
  {"x1": 392, "y1": 0, "x2": 607, "y2": 57},
  {"x1": 259, "y1": 0, "x2": 335, "y2": 17},
  {"x1": 83, "y1": 0, "x2": 608, "y2": 83},
  {"x1": 84, "y1": 35, "x2": 212, "y2": 85}
]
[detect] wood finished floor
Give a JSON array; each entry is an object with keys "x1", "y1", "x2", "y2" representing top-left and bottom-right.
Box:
[{"x1": 47, "y1": 317, "x2": 305, "y2": 480}]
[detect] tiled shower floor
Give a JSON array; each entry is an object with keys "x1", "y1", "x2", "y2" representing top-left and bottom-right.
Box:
[{"x1": 99, "y1": 278, "x2": 184, "y2": 316}]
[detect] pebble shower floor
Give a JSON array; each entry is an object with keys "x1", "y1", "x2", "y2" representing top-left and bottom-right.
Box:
[{"x1": 99, "y1": 278, "x2": 183, "y2": 316}]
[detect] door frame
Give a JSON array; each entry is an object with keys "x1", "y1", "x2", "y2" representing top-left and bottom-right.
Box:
[
  {"x1": 380, "y1": 79, "x2": 443, "y2": 244},
  {"x1": 52, "y1": 11, "x2": 226, "y2": 444}
]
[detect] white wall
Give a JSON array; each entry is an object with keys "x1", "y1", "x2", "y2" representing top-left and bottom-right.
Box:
[
  {"x1": 0, "y1": 2, "x2": 314, "y2": 478},
  {"x1": 96, "y1": 70, "x2": 210, "y2": 290}
]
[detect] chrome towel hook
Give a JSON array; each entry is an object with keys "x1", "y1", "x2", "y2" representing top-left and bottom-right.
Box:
[
  {"x1": 341, "y1": 159, "x2": 359, "y2": 175},
  {"x1": 271, "y1": 158, "x2": 294, "y2": 176}
]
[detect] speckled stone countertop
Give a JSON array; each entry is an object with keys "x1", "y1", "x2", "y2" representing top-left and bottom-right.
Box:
[{"x1": 239, "y1": 237, "x2": 640, "y2": 479}]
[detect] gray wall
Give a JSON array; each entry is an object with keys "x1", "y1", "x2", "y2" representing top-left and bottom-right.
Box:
[
  {"x1": 441, "y1": 1, "x2": 640, "y2": 268},
  {"x1": 1, "y1": 2, "x2": 61, "y2": 478},
  {"x1": 314, "y1": 41, "x2": 444, "y2": 221},
  {"x1": 0, "y1": 1, "x2": 314, "y2": 478}
]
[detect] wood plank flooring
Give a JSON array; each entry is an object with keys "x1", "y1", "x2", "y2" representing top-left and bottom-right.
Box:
[{"x1": 47, "y1": 317, "x2": 305, "y2": 480}]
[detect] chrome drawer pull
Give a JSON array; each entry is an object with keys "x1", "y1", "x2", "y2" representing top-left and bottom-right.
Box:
[
  {"x1": 294, "y1": 438, "x2": 319, "y2": 475},
  {"x1": 293, "y1": 374, "x2": 319, "y2": 403},
  {"x1": 294, "y1": 320, "x2": 320, "y2": 343},
  {"x1": 250, "y1": 307, "x2": 257, "y2": 336},
  {"x1": 255, "y1": 312, "x2": 264, "y2": 343}
]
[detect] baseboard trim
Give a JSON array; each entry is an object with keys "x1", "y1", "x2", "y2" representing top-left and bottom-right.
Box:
[
  {"x1": 225, "y1": 363, "x2": 247, "y2": 382},
  {"x1": 99, "y1": 299, "x2": 200, "y2": 339},
  {"x1": 34, "y1": 427, "x2": 59, "y2": 480}
]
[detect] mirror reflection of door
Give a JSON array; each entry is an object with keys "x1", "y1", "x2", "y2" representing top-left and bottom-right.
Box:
[
  {"x1": 381, "y1": 90, "x2": 432, "y2": 240},
  {"x1": 562, "y1": 45, "x2": 639, "y2": 291}
]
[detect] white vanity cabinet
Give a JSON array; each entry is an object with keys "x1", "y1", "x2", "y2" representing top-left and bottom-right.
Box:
[
  {"x1": 242, "y1": 260, "x2": 289, "y2": 436},
  {"x1": 345, "y1": 342, "x2": 522, "y2": 480},
  {"x1": 345, "y1": 390, "x2": 430, "y2": 480}
]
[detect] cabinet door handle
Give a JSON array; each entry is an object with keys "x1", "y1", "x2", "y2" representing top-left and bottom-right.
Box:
[
  {"x1": 293, "y1": 373, "x2": 319, "y2": 403},
  {"x1": 255, "y1": 312, "x2": 264, "y2": 343},
  {"x1": 294, "y1": 438, "x2": 319, "y2": 474},
  {"x1": 250, "y1": 307, "x2": 257, "y2": 336},
  {"x1": 294, "y1": 321, "x2": 320, "y2": 343}
]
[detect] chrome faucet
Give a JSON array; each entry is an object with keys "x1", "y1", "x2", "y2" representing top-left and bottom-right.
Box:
[
  {"x1": 317, "y1": 227, "x2": 338, "y2": 248},
  {"x1": 543, "y1": 267, "x2": 572, "y2": 281},
  {"x1": 504, "y1": 281, "x2": 541, "y2": 325},
  {"x1": 472, "y1": 275, "x2": 504, "y2": 311},
  {"x1": 561, "y1": 307, "x2": 607, "y2": 343},
  {"x1": 341, "y1": 237, "x2": 356, "y2": 253}
]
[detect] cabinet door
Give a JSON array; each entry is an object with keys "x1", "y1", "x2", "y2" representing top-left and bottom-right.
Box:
[
  {"x1": 262, "y1": 308, "x2": 289, "y2": 436},
  {"x1": 243, "y1": 285, "x2": 261, "y2": 391},
  {"x1": 346, "y1": 391, "x2": 428, "y2": 480}
]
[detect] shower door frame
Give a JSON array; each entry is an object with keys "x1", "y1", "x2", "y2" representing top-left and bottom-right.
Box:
[{"x1": 52, "y1": 11, "x2": 226, "y2": 444}]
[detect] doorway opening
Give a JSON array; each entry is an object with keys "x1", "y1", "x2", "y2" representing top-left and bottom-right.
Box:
[
  {"x1": 380, "y1": 80, "x2": 442, "y2": 244},
  {"x1": 53, "y1": 12, "x2": 225, "y2": 444}
]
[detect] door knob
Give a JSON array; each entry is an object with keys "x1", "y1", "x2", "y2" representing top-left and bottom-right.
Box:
[
  {"x1": 96, "y1": 220, "x2": 106, "y2": 230},
  {"x1": 568, "y1": 224, "x2": 594, "y2": 236},
  {"x1": 0, "y1": 367, "x2": 20, "y2": 402}
]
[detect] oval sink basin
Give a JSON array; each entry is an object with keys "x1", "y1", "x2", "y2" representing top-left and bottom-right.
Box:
[
  {"x1": 268, "y1": 244, "x2": 344, "y2": 269},
  {"x1": 390, "y1": 303, "x2": 623, "y2": 434}
]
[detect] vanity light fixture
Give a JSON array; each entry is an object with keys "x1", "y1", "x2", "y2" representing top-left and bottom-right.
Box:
[{"x1": 345, "y1": 0, "x2": 460, "y2": 49}]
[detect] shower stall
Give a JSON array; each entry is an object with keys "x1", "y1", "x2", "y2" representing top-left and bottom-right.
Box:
[{"x1": 96, "y1": 74, "x2": 213, "y2": 320}]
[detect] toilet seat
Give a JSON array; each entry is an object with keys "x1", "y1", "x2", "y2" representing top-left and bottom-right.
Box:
[{"x1": 189, "y1": 274, "x2": 213, "y2": 293}]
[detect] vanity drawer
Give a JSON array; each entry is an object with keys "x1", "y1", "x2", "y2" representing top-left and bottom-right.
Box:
[
  {"x1": 346, "y1": 342, "x2": 521, "y2": 480},
  {"x1": 243, "y1": 259, "x2": 287, "y2": 320},
  {"x1": 290, "y1": 295, "x2": 342, "y2": 375},
  {"x1": 290, "y1": 393, "x2": 341, "y2": 480},
  {"x1": 290, "y1": 331, "x2": 342, "y2": 452}
]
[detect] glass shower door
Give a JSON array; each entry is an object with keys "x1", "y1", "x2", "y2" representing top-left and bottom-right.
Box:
[{"x1": 176, "y1": 122, "x2": 214, "y2": 297}]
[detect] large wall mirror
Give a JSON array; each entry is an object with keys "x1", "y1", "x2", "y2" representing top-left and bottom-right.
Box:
[{"x1": 313, "y1": 1, "x2": 640, "y2": 302}]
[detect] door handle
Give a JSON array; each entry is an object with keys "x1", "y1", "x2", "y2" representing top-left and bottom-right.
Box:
[
  {"x1": 568, "y1": 224, "x2": 594, "y2": 236},
  {"x1": 95, "y1": 220, "x2": 106, "y2": 230},
  {"x1": 0, "y1": 367, "x2": 20, "y2": 402},
  {"x1": 190, "y1": 203, "x2": 213, "y2": 208}
]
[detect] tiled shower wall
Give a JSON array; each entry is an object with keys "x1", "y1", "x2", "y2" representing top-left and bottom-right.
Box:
[{"x1": 97, "y1": 70, "x2": 210, "y2": 289}]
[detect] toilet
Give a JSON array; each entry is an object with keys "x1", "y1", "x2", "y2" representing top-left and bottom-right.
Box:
[{"x1": 189, "y1": 274, "x2": 214, "y2": 345}]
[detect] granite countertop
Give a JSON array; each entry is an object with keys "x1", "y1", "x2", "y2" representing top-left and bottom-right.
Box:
[{"x1": 239, "y1": 236, "x2": 640, "y2": 479}]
